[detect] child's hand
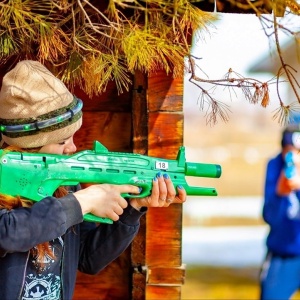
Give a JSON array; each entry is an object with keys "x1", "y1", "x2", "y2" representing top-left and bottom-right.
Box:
[{"x1": 129, "y1": 173, "x2": 187, "y2": 210}]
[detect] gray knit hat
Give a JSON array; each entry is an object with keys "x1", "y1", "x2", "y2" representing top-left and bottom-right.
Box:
[{"x1": 0, "y1": 60, "x2": 82, "y2": 148}]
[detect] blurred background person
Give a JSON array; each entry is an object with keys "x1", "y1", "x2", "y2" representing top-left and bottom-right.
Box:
[{"x1": 260, "y1": 120, "x2": 300, "y2": 300}]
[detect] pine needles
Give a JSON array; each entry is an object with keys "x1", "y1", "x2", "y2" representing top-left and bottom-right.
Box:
[{"x1": 0, "y1": 0, "x2": 216, "y2": 96}]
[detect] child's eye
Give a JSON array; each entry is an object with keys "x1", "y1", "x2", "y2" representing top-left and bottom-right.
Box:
[{"x1": 58, "y1": 141, "x2": 66, "y2": 145}]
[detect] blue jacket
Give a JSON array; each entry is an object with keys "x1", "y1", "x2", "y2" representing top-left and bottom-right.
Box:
[
  {"x1": 263, "y1": 153, "x2": 300, "y2": 255},
  {"x1": 0, "y1": 189, "x2": 145, "y2": 299}
]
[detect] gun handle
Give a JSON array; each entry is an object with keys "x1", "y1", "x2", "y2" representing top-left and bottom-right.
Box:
[
  {"x1": 83, "y1": 213, "x2": 113, "y2": 224},
  {"x1": 83, "y1": 185, "x2": 151, "y2": 223}
]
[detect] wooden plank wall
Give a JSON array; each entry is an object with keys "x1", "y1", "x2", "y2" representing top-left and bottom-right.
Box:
[{"x1": 145, "y1": 72, "x2": 184, "y2": 299}]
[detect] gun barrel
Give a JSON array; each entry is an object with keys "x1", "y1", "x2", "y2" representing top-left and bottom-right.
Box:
[{"x1": 185, "y1": 162, "x2": 222, "y2": 178}]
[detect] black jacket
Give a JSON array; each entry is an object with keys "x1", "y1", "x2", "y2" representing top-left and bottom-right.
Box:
[{"x1": 0, "y1": 190, "x2": 145, "y2": 299}]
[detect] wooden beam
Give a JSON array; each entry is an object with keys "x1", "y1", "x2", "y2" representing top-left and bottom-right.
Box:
[
  {"x1": 194, "y1": 0, "x2": 272, "y2": 14},
  {"x1": 146, "y1": 70, "x2": 185, "y2": 299},
  {"x1": 131, "y1": 70, "x2": 149, "y2": 299}
]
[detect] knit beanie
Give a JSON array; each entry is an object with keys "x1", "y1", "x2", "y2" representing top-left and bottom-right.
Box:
[{"x1": 0, "y1": 60, "x2": 82, "y2": 148}]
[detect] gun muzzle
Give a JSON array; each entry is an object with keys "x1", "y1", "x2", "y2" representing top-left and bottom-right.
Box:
[{"x1": 185, "y1": 162, "x2": 222, "y2": 178}]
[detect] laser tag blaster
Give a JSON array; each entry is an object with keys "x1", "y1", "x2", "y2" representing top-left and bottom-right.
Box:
[
  {"x1": 0, "y1": 141, "x2": 222, "y2": 224},
  {"x1": 284, "y1": 151, "x2": 296, "y2": 179}
]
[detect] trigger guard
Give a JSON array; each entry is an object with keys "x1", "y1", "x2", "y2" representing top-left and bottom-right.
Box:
[
  {"x1": 124, "y1": 183, "x2": 151, "y2": 198},
  {"x1": 137, "y1": 183, "x2": 151, "y2": 198}
]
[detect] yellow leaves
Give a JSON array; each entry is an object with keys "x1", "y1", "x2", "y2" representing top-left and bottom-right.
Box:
[
  {"x1": 251, "y1": 82, "x2": 270, "y2": 107},
  {"x1": 0, "y1": 0, "x2": 52, "y2": 36},
  {"x1": 122, "y1": 27, "x2": 185, "y2": 76},
  {"x1": 58, "y1": 53, "x2": 132, "y2": 96},
  {"x1": 37, "y1": 27, "x2": 69, "y2": 63},
  {"x1": 179, "y1": 1, "x2": 217, "y2": 32},
  {"x1": 0, "y1": 0, "x2": 56, "y2": 59},
  {"x1": 0, "y1": 33, "x2": 16, "y2": 57},
  {"x1": 273, "y1": 0, "x2": 287, "y2": 17},
  {"x1": 286, "y1": 0, "x2": 300, "y2": 15},
  {"x1": 61, "y1": 51, "x2": 83, "y2": 83},
  {"x1": 272, "y1": 102, "x2": 300, "y2": 125},
  {"x1": 0, "y1": 0, "x2": 214, "y2": 96},
  {"x1": 260, "y1": 83, "x2": 270, "y2": 108},
  {"x1": 81, "y1": 54, "x2": 132, "y2": 95}
]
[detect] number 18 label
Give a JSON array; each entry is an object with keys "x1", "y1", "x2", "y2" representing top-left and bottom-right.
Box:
[{"x1": 155, "y1": 161, "x2": 169, "y2": 170}]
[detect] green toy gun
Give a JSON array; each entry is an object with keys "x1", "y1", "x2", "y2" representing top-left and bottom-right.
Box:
[{"x1": 0, "y1": 141, "x2": 222, "y2": 224}]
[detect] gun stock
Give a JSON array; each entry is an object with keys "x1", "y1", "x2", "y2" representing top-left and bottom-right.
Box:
[{"x1": 0, "y1": 141, "x2": 222, "y2": 223}]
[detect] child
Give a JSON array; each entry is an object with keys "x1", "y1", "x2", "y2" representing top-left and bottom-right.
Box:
[{"x1": 0, "y1": 60, "x2": 186, "y2": 300}]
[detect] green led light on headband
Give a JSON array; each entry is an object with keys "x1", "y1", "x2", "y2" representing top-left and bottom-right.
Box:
[{"x1": 0, "y1": 98, "x2": 83, "y2": 134}]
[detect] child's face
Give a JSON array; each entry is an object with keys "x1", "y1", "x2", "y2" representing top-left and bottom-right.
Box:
[{"x1": 38, "y1": 135, "x2": 77, "y2": 155}]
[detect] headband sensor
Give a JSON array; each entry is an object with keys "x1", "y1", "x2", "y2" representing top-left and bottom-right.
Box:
[{"x1": 0, "y1": 97, "x2": 83, "y2": 138}]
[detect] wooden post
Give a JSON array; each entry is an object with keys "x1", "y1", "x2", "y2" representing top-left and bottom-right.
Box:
[
  {"x1": 131, "y1": 70, "x2": 185, "y2": 299},
  {"x1": 131, "y1": 70, "x2": 148, "y2": 299},
  {"x1": 146, "y1": 71, "x2": 185, "y2": 299}
]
